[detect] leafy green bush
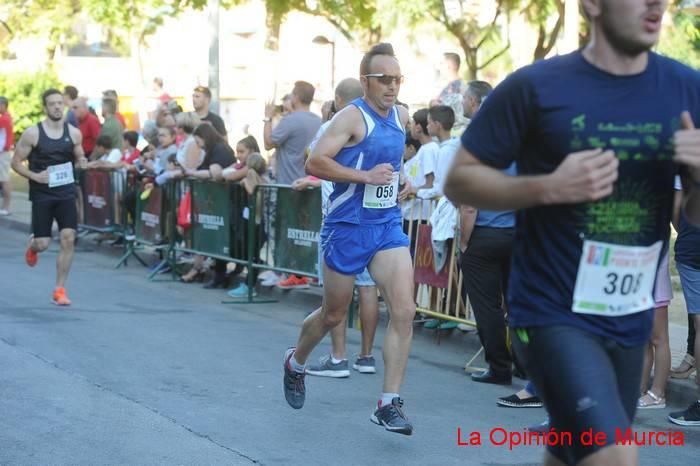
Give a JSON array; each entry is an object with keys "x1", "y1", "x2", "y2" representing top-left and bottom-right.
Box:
[{"x1": 0, "y1": 69, "x2": 63, "y2": 140}]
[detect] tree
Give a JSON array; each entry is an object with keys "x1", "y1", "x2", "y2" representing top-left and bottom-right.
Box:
[
  {"x1": 521, "y1": 0, "x2": 565, "y2": 61},
  {"x1": 395, "y1": 0, "x2": 519, "y2": 80},
  {"x1": 0, "y1": 70, "x2": 63, "y2": 139}
]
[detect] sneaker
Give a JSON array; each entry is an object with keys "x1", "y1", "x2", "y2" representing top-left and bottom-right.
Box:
[
  {"x1": 261, "y1": 273, "x2": 282, "y2": 287},
  {"x1": 668, "y1": 401, "x2": 700, "y2": 426},
  {"x1": 283, "y1": 348, "x2": 306, "y2": 409},
  {"x1": 423, "y1": 319, "x2": 440, "y2": 329},
  {"x1": 526, "y1": 418, "x2": 550, "y2": 433},
  {"x1": 277, "y1": 275, "x2": 310, "y2": 290},
  {"x1": 353, "y1": 355, "x2": 377, "y2": 374},
  {"x1": 52, "y1": 287, "x2": 72, "y2": 306},
  {"x1": 258, "y1": 270, "x2": 276, "y2": 281},
  {"x1": 227, "y1": 283, "x2": 257, "y2": 298},
  {"x1": 25, "y1": 236, "x2": 38, "y2": 267},
  {"x1": 370, "y1": 397, "x2": 413, "y2": 435},
  {"x1": 306, "y1": 354, "x2": 350, "y2": 378},
  {"x1": 497, "y1": 393, "x2": 544, "y2": 408},
  {"x1": 0, "y1": 208, "x2": 10, "y2": 216},
  {"x1": 457, "y1": 323, "x2": 474, "y2": 332},
  {"x1": 439, "y1": 321, "x2": 458, "y2": 330}
]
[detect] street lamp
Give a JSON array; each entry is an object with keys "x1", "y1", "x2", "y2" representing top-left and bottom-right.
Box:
[{"x1": 312, "y1": 35, "x2": 335, "y2": 92}]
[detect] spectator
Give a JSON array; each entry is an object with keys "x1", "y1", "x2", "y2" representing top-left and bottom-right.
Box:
[
  {"x1": 433, "y1": 52, "x2": 466, "y2": 106},
  {"x1": 122, "y1": 131, "x2": 141, "y2": 164},
  {"x1": 192, "y1": 86, "x2": 227, "y2": 137},
  {"x1": 668, "y1": 176, "x2": 700, "y2": 426},
  {"x1": 0, "y1": 96, "x2": 13, "y2": 215},
  {"x1": 147, "y1": 126, "x2": 178, "y2": 176},
  {"x1": 406, "y1": 108, "x2": 438, "y2": 197},
  {"x1": 63, "y1": 85, "x2": 79, "y2": 127},
  {"x1": 87, "y1": 135, "x2": 125, "y2": 169},
  {"x1": 226, "y1": 152, "x2": 270, "y2": 298},
  {"x1": 98, "y1": 98, "x2": 124, "y2": 155},
  {"x1": 401, "y1": 130, "x2": 430, "y2": 250},
  {"x1": 181, "y1": 123, "x2": 236, "y2": 289},
  {"x1": 416, "y1": 105, "x2": 459, "y2": 200},
  {"x1": 73, "y1": 97, "x2": 101, "y2": 156},
  {"x1": 153, "y1": 77, "x2": 172, "y2": 105},
  {"x1": 463, "y1": 80, "x2": 492, "y2": 120},
  {"x1": 102, "y1": 90, "x2": 127, "y2": 128},
  {"x1": 174, "y1": 112, "x2": 203, "y2": 170},
  {"x1": 263, "y1": 80, "x2": 321, "y2": 185},
  {"x1": 222, "y1": 135, "x2": 261, "y2": 182}
]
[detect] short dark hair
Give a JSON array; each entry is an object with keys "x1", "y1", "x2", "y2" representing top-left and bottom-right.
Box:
[
  {"x1": 405, "y1": 132, "x2": 421, "y2": 152},
  {"x1": 293, "y1": 81, "x2": 315, "y2": 105},
  {"x1": 123, "y1": 131, "x2": 139, "y2": 148},
  {"x1": 153, "y1": 77, "x2": 164, "y2": 88},
  {"x1": 102, "y1": 89, "x2": 118, "y2": 99},
  {"x1": 360, "y1": 43, "x2": 396, "y2": 76},
  {"x1": 412, "y1": 108, "x2": 429, "y2": 134},
  {"x1": 96, "y1": 135, "x2": 113, "y2": 150},
  {"x1": 467, "y1": 80, "x2": 492, "y2": 104},
  {"x1": 63, "y1": 85, "x2": 78, "y2": 100},
  {"x1": 193, "y1": 85, "x2": 212, "y2": 99},
  {"x1": 42, "y1": 88, "x2": 63, "y2": 106},
  {"x1": 444, "y1": 53, "x2": 461, "y2": 70},
  {"x1": 428, "y1": 105, "x2": 455, "y2": 131}
]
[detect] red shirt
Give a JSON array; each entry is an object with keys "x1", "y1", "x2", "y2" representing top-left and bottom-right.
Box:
[
  {"x1": 115, "y1": 112, "x2": 127, "y2": 129},
  {"x1": 0, "y1": 111, "x2": 13, "y2": 151},
  {"x1": 123, "y1": 147, "x2": 141, "y2": 164},
  {"x1": 79, "y1": 112, "x2": 101, "y2": 155}
]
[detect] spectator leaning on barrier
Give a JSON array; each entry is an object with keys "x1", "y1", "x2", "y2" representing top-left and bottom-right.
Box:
[
  {"x1": 0, "y1": 96, "x2": 14, "y2": 216},
  {"x1": 73, "y1": 97, "x2": 101, "y2": 156},
  {"x1": 263, "y1": 81, "x2": 322, "y2": 185},
  {"x1": 175, "y1": 112, "x2": 203, "y2": 170},
  {"x1": 192, "y1": 86, "x2": 227, "y2": 137},
  {"x1": 122, "y1": 131, "x2": 141, "y2": 165},
  {"x1": 222, "y1": 135, "x2": 261, "y2": 183},
  {"x1": 181, "y1": 123, "x2": 237, "y2": 289},
  {"x1": 63, "y1": 86, "x2": 79, "y2": 128}
]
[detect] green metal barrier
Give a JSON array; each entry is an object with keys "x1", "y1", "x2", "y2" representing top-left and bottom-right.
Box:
[{"x1": 253, "y1": 184, "x2": 322, "y2": 278}]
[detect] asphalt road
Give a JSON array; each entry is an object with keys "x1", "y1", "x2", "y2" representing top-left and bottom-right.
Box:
[{"x1": 0, "y1": 226, "x2": 698, "y2": 465}]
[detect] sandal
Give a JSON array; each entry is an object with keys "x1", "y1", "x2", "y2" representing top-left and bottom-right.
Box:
[
  {"x1": 670, "y1": 354, "x2": 696, "y2": 379},
  {"x1": 638, "y1": 390, "x2": 666, "y2": 409}
]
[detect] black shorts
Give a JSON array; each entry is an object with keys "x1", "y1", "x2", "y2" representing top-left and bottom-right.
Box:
[
  {"x1": 31, "y1": 198, "x2": 78, "y2": 238},
  {"x1": 512, "y1": 325, "x2": 645, "y2": 466}
]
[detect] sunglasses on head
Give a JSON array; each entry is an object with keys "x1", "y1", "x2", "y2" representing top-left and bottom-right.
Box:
[{"x1": 363, "y1": 74, "x2": 404, "y2": 85}]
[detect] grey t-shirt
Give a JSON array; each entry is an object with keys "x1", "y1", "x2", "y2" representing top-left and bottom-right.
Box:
[{"x1": 271, "y1": 111, "x2": 321, "y2": 184}]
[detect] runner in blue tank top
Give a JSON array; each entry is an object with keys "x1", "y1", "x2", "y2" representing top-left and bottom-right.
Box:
[
  {"x1": 11, "y1": 89, "x2": 87, "y2": 306},
  {"x1": 282, "y1": 43, "x2": 416, "y2": 435},
  {"x1": 445, "y1": 1, "x2": 700, "y2": 464}
]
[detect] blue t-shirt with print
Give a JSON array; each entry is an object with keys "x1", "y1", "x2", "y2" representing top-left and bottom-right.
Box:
[{"x1": 461, "y1": 51, "x2": 700, "y2": 346}]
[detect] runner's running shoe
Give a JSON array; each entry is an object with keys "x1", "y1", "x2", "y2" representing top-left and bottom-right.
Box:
[
  {"x1": 353, "y1": 355, "x2": 377, "y2": 374},
  {"x1": 370, "y1": 397, "x2": 413, "y2": 435},
  {"x1": 277, "y1": 275, "x2": 309, "y2": 290},
  {"x1": 25, "y1": 236, "x2": 38, "y2": 267},
  {"x1": 52, "y1": 287, "x2": 72, "y2": 306},
  {"x1": 306, "y1": 354, "x2": 350, "y2": 378},
  {"x1": 283, "y1": 348, "x2": 306, "y2": 409}
]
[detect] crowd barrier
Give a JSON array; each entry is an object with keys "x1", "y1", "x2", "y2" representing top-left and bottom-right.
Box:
[
  {"x1": 90, "y1": 174, "x2": 477, "y2": 330},
  {"x1": 78, "y1": 169, "x2": 128, "y2": 235}
]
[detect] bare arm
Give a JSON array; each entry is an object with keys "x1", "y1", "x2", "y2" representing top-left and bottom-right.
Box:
[
  {"x1": 70, "y1": 126, "x2": 88, "y2": 169},
  {"x1": 444, "y1": 146, "x2": 619, "y2": 210},
  {"x1": 223, "y1": 166, "x2": 248, "y2": 182},
  {"x1": 305, "y1": 106, "x2": 393, "y2": 186},
  {"x1": 263, "y1": 103, "x2": 276, "y2": 151},
  {"x1": 11, "y1": 127, "x2": 44, "y2": 183},
  {"x1": 672, "y1": 189, "x2": 683, "y2": 232},
  {"x1": 184, "y1": 141, "x2": 202, "y2": 170}
]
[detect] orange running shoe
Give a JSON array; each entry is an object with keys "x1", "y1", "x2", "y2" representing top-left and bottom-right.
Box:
[
  {"x1": 25, "y1": 236, "x2": 38, "y2": 267},
  {"x1": 52, "y1": 287, "x2": 72, "y2": 306},
  {"x1": 276, "y1": 275, "x2": 310, "y2": 290}
]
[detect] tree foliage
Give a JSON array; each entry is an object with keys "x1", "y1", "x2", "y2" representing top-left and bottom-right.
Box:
[{"x1": 0, "y1": 70, "x2": 63, "y2": 139}]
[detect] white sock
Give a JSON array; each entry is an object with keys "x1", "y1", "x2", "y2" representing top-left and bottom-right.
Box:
[
  {"x1": 331, "y1": 355, "x2": 345, "y2": 364},
  {"x1": 289, "y1": 354, "x2": 305, "y2": 373},
  {"x1": 380, "y1": 393, "x2": 400, "y2": 407}
]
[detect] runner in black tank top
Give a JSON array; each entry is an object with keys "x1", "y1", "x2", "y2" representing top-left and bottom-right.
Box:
[
  {"x1": 28, "y1": 122, "x2": 76, "y2": 202},
  {"x1": 10, "y1": 88, "x2": 87, "y2": 306}
]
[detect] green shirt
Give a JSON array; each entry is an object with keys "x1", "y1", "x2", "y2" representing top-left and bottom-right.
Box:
[{"x1": 99, "y1": 115, "x2": 123, "y2": 152}]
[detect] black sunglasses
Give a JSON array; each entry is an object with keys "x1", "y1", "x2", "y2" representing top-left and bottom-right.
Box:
[{"x1": 363, "y1": 74, "x2": 404, "y2": 85}]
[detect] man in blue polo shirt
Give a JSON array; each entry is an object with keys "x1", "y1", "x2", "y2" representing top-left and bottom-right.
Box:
[{"x1": 445, "y1": 1, "x2": 700, "y2": 464}]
